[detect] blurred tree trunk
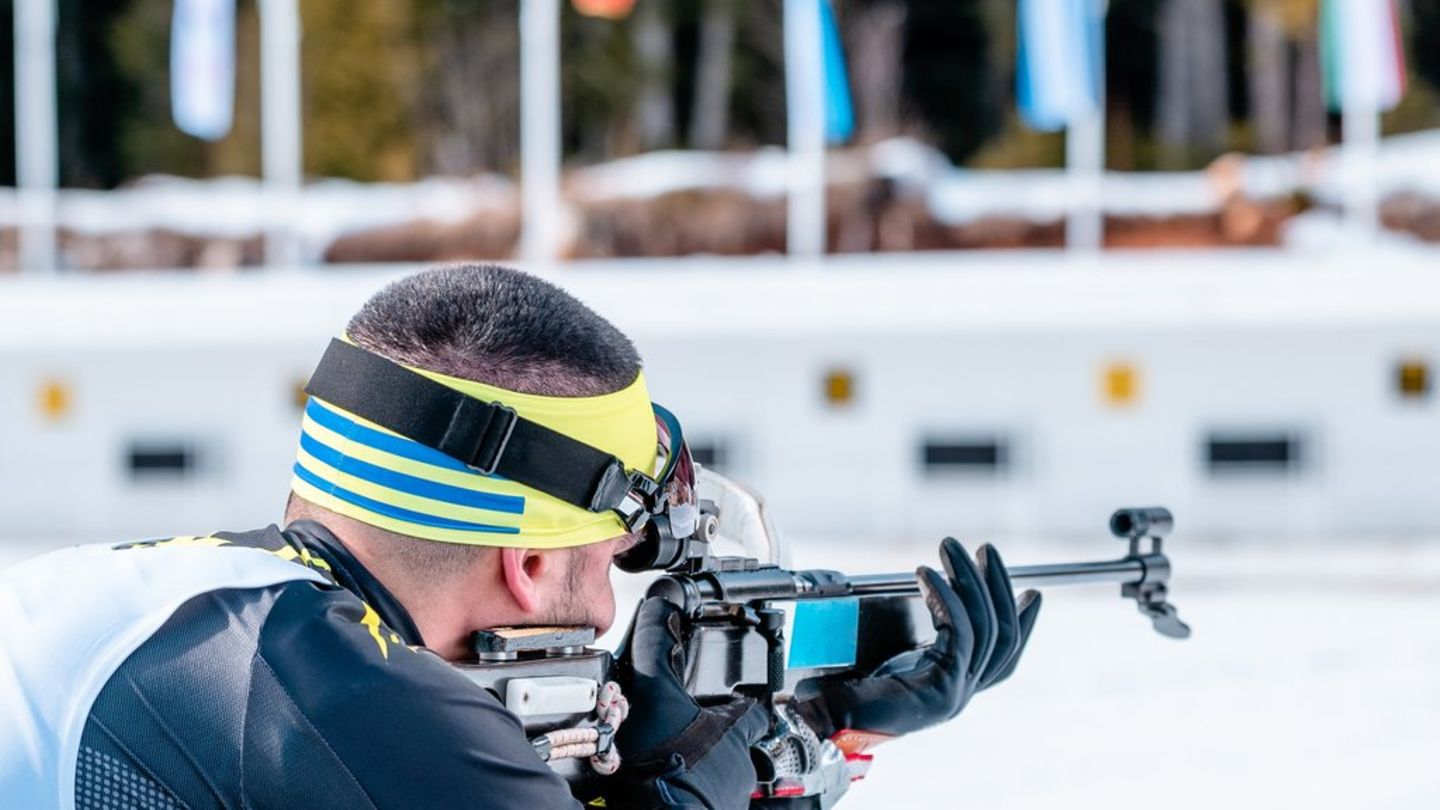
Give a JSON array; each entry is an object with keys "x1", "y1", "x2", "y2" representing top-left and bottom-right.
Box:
[
  {"x1": 1157, "y1": 0, "x2": 1190, "y2": 166},
  {"x1": 900, "y1": 0, "x2": 998, "y2": 163},
  {"x1": 848, "y1": 0, "x2": 907, "y2": 142},
  {"x1": 729, "y1": 0, "x2": 788, "y2": 147},
  {"x1": 56, "y1": 0, "x2": 131, "y2": 187},
  {"x1": 632, "y1": 0, "x2": 676, "y2": 150},
  {"x1": 1291, "y1": 23, "x2": 1327, "y2": 150},
  {"x1": 301, "y1": 0, "x2": 421, "y2": 181},
  {"x1": 1248, "y1": 0, "x2": 1290, "y2": 154},
  {"x1": 423, "y1": 5, "x2": 520, "y2": 175},
  {"x1": 690, "y1": 0, "x2": 737, "y2": 150},
  {"x1": 1157, "y1": 0, "x2": 1229, "y2": 167},
  {"x1": 1417, "y1": 1, "x2": 1440, "y2": 95},
  {"x1": 980, "y1": 0, "x2": 1013, "y2": 135}
]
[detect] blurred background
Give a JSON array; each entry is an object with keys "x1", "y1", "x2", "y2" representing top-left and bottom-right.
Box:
[{"x1": 1, "y1": 0, "x2": 1438, "y2": 807}]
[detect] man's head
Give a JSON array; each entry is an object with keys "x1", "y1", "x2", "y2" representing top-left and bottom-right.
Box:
[{"x1": 286, "y1": 263, "x2": 647, "y2": 659}]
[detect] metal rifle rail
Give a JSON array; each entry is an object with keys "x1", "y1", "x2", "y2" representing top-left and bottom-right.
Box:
[
  {"x1": 843, "y1": 507, "x2": 1188, "y2": 638},
  {"x1": 847, "y1": 555, "x2": 1148, "y2": 593}
]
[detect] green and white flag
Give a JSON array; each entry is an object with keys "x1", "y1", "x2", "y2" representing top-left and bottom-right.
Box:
[{"x1": 1321, "y1": 0, "x2": 1407, "y2": 113}]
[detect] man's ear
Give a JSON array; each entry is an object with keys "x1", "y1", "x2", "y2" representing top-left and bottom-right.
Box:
[{"x1": 500, "y1": 547, "x2": 543, "y2": 614}]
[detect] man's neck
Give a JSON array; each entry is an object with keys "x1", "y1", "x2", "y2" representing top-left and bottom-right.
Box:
[
  {"x1": 341, "y1": 539, "x2": 477, "y2": 661},
  {"x1": 288, "y1": 512, "x2": 519, "y2": 662},
  {"x1": 283, "y1": 519, "x2": 426, "y2": 646}
]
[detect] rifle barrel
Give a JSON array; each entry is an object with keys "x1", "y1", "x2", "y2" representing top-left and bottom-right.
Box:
[{"x1": 844, "y1": 557, "x2": 1146, "y2": 595}]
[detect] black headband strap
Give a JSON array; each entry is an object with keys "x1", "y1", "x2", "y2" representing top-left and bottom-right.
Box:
[{"x1": 303, "y1": 339, "x2": 637, "y2": 514}]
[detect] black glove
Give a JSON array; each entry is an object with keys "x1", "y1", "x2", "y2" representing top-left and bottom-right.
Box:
[
  {"x1": 792, "y1": 539, "x2": 1042, "y2": 742},
  {"x1": 610, "y1": 596, "x2": 773, "y2": 810}
]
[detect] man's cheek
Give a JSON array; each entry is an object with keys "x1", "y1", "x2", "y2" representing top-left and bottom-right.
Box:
[{"x1": 592, "y1": 580, "x2": 617, "y2": 634}]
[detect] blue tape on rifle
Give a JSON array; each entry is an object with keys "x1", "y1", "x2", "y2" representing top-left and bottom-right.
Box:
[{"x1": 787, "y1": 598, "x2": 859, "y2": 669}]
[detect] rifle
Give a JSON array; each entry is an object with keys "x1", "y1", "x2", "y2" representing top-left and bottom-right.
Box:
[{"x1": 457, "y1": 472, "x2": 1189, "y2": 804}]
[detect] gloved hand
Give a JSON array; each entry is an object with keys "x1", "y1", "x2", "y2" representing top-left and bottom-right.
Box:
[
  {"x1": 610, "y1": 596, "x2": 773, "y2": 810},
  {"x1": 792, "y1": 539, "x2": 1042, "y2": 745}
]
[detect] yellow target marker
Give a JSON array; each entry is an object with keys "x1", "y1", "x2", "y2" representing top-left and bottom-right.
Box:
[
  {"x1": 1102, "y1": 362, "x2": 1139, "y2": 408},
  {"x1": 1397, "y1": 358, "x2": 1430, "y2": 399},
  {"x1": 37, "y1": 379, "x2": 73, "y2": 422},
  {"x1": 823, "y1": 368, "x2": 856, "y2": 407}
]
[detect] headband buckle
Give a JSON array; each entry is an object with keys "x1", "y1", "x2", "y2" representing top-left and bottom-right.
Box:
[{"x1": 440, "y1": 398, "x2": 518, "y2": 475}]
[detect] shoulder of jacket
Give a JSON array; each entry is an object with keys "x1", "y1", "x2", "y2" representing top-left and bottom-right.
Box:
[{"x1": 113, "y1": 526, "x2": 338, "y2": 583}]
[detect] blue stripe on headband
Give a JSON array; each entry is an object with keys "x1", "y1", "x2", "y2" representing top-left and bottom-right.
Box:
[
  {"x1": 299, "y1": 431, "x2": 526, "y2": 515},
  {"x1": 305, "y1": 398, "x2": 489, "y2": 476},
  {"x1": 293, "y1": 463, "x2": 521, "y2": 534}
]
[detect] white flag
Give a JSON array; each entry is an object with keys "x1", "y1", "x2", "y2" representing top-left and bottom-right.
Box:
[
  {"x1": 171, "y1": 0, "x2": 236, "y2": 141},
  {"x1": 1321, "y1": 0, "x2": 1407, "y2": 113}
]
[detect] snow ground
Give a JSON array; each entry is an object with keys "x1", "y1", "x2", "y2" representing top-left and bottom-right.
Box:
[{"x1": 6, "y1": 536, "x2": 1437, "y2": 808}]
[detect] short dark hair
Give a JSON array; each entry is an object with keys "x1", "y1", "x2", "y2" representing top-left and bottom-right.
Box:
[
  {"x1": 345, "y1": 263, "x2": 641, "y2": 396},
  {"x1": 288, "y1": 263, "x2": 642, "y2": 573}
]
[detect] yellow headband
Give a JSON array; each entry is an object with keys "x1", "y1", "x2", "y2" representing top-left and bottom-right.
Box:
[{"x1": 291, "y1": 345, "x2": 656, "y2": 549}]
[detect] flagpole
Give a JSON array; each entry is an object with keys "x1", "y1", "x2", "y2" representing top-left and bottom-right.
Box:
[
  {"x1": 259, "y1": 0, "x2": 303, "y2": 268},
  {"x1": 784, "y1": 0, "x2": 827, "y2": 261},
  {"x1": 15, "y1": 0, "x2": 58, "y2": 275},
  {"x1": 519, "y1": 0, "x2": 562, "y2": 266},
  {"x1": 1065, "y1": 0, "x2": 1105, "y2": 255},
  {"x1": 1341, "y1": 99, "x2": 1381, "y2": 244},
  {"x1": 1065, "y1": 102, "x2": 1104, "y2": 254}
]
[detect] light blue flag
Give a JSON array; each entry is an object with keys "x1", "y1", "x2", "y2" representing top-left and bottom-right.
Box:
[
  {"x1": 1017, "y1": 0, "x2": 1102, "y2": 132},
  {"x1": 820, "y1": 0, "x2": 855, "y2": 144},
  {"x1": 171, "y1": 0, "x2": 236, "y2": 141}
]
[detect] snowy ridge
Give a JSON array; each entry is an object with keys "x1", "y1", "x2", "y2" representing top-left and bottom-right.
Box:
[{"x1": 4, "y1": 131, "x2": 1439, "y2": 247}]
